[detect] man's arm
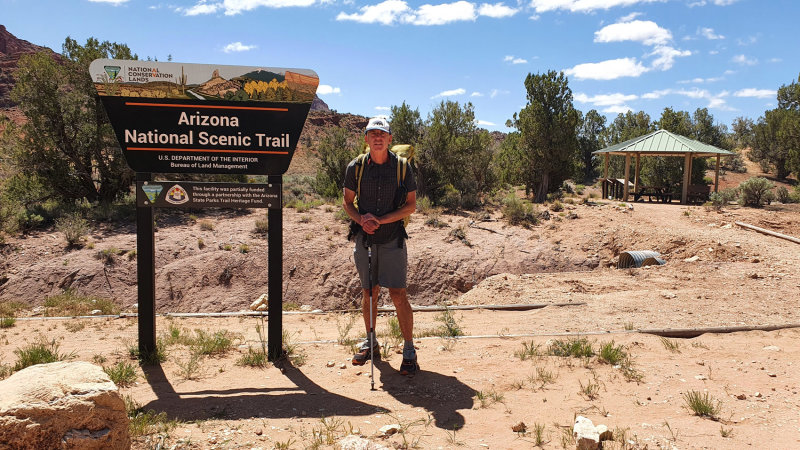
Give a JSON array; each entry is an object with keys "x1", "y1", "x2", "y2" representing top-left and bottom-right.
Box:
[
  {"x1": 375, "y1": 191, "x2": 416, "y2": 226},
  {"x1": 343, "y1": 187, "x2": 379, "y2": 234}
]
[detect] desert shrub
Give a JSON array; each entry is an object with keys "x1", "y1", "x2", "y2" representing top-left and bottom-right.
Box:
[
  {"x1": 439, "y1": 184, "x2": 462, "y2": 211},
  {"x1": 738, "y1": 177, "x2": 775, "y2": 207},
  {"x1": 191, "y1": 329, "x2": 237, "y2": 356},
  {"x1": 683, "y1": 391, "x2": 722, "y2": 419},
  {"x1": 706, "y1": 192, "x2": 726, "y2": 211},
  {"x1": 0, "y1": 302, "x2": 20, "y2": 328},
  {"x1": 776, "y1": 186, "x2": 791, "y2": 203},
  {"x1": 312, "y1": 128, "x2": 360, "y2": 199},
  {"x1": 43, "y1": 289, "x2": 118, "y2": 316},
  {"x1": 416, "y1": 195, "x2": 434, "y2": 215},
  {"x1": 549, "y1": 200, "x2": 563, "y2": 212},
  {"x1": 253, "y1": 217, "x2": 269, "y2": 235},
  {"x1": 501, "y1": 194, "x2": 538, "y2": 227},
  {"x1": 198, "y1": 219, "x2": 214, "y2": 231},
  {"x1": 13, "y1": 337, "x2": 74, "y2": 371},
  {"x1": 55, "y1": 212, "x2": 89, "y2": 247},
  {"x1": 103, "y1": 361, "x2": 137, "y2": 387}
]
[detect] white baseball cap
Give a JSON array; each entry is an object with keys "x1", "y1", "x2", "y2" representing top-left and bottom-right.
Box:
[{"x1": 365, "y1": 117, "x2": 391, "y2": 134}]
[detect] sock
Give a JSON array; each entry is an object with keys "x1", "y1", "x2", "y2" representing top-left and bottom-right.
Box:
[
  {"x1": 363, "y1": 331, "x2": 376, "y2": 349},
  {"x1": 403, "y1": 340, "x2": 416, "y2": 359}
]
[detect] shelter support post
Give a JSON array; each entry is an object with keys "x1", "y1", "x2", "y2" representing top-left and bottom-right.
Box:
[
  {"x1": 603, "y1": 154, "x2": 609, "y2": 199},
  {"x1": 682, "y1": 153, "x2": 691, "y2": 204},
  {"x1": 634, "y1": 153, "x2": 641, "y2": 193},
  {"x1": 714, "y1": 155, "x2": 720, "y2": 193},
  {"x1": 623, "y1": 154, "x2": 631, "y2": 201},
  {"x1": 136, "y1": 172, "x2": 156, "y2": 355}
]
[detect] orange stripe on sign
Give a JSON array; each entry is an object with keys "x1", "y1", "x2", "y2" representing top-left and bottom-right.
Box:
[
  {"x1": 124, "y1": 102, "x2": 288, "y2": 112},
  {"x1": 127, "y1": 147, "x2": 289, "y2": 155}
]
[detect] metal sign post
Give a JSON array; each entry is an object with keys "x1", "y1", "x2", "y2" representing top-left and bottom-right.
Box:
[{"x1": 91, "y1": 59, "x2": 317, "y2": 359}]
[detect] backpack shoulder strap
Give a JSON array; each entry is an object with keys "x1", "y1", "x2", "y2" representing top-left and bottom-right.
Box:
[
  {"x1": 354, "y1": 153, "x2": 368, "y2": 200},
  {"x1": 396, "y1": 155, "x2": 407, "y2": 188}
]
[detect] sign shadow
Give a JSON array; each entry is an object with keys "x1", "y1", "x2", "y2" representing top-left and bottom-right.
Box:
[{"x1": 139, "y1": 360, "x2": 383, "y2": 422}]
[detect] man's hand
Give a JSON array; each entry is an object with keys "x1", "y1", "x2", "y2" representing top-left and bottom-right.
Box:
[{"x1": 361, "y1": 213, "x2": 380, "y2": 234}]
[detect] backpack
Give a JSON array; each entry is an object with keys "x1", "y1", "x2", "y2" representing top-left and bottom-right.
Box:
[{"x1": 353, "y1": 144, "x2": 414, "y2": 226}]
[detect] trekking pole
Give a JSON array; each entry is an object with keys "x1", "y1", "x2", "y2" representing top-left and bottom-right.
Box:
[{"x1": 367, "y1": 240, "x2": 376, "y2": 391}]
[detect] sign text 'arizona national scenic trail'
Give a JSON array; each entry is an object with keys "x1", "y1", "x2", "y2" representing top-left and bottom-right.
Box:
[{"x1": 89, "y1": 59, "x2": 319, "y2": 175}]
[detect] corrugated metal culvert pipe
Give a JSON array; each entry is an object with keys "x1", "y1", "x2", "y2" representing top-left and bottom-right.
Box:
[{"x1": 618, "y1": 250, "x2": 666, "y2": 269}]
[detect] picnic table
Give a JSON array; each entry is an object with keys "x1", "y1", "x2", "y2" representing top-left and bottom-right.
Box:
[{"x1": 633, "y1": 186, "x2": 671, "y2": 203}]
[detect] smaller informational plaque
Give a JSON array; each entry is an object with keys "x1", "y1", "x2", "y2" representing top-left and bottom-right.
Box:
[{"x1": 136, "y1": 181, "x2": 281, "y2": 209}]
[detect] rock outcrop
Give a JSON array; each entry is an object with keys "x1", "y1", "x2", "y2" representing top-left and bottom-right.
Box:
[
  {"x1": 0, "y1": 361, "x2": 130, "y2": 449},
  {"x1": 0, "y1": 24, "x2": 54, "y2": 108}
]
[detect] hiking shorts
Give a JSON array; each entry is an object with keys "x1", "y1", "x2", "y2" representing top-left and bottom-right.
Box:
[{"x1": 353, "y1": 237, "x2": 407, "y2": 289}]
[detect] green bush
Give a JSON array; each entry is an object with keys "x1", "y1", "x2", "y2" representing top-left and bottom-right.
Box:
[
  {"x1": 55, "y1": 212, "x2": 89, "y2": 247},
  {"x1": 738, "y1": 177, "x2": 775, "y2": 207},
  {"x1": 43, "y1": 289, "x2": 118, "y2": 316},
  {"x1": 776, "y1": 186, "x2": 791, "y2": 203},
  {"x1": 501, "y1": 194, "x2": 539, "y2": 227},
  {"x1": 312, "y1": 128, "x2": 360, "y2": 199},
  {"x1": 13, "y1": 337, "x2": 74, "y2": 371},
  {"x1": 103, "y1": 361, "x2": 137, "y2": 387}
]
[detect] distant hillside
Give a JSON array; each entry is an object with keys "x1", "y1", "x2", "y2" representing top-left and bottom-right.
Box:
[
  {"x1": 0, "y1": 24, "x2": 57, "y2": 108},
  {"x1": 238, "y1": 69, "x2": 284, "y2": 83}
]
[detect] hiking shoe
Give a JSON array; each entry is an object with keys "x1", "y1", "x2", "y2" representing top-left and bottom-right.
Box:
[
  {"x1": 399, "y1": 357, "x2": 420, "y2": 376},
  {"x1": 352, "y1": 343, "x2": 380, "y2": 366}
]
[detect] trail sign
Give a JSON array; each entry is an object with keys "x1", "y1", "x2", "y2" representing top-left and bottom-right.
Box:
[{"x1": 89, "y1": 59, "x2": 318, "y2": 175}]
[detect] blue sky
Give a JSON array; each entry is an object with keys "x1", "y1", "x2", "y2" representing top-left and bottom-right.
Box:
[{"x1": 2, "y1": 0, "x2": 797, "y2": 131}]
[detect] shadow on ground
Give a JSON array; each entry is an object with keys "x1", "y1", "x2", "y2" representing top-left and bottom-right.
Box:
[
  {"x1": 376, "y1": 359, "x2": 475, "y2": 430},
  {"x1": 140, "y1": 361, "x2": 383, "y2": 421}
]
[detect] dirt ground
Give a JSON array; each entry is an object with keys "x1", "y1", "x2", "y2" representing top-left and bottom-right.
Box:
[
  {"x1": 3, "y1": 153, "x2": 800, "y2": 448},
  {"x1": 2, "y1": 191, "x2": 800, "y2": 448}
]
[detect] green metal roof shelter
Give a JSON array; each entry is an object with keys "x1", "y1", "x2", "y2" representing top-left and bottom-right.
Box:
[{"x1": 593, "y1": 129, "x2": 736, "y2": 205}]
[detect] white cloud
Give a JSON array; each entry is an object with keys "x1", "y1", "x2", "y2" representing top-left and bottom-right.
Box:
[
  {"x1": 181, "y1": 0, "x2": 318, "y2": 15},
  {"x1": 642, "y1": 87, "x2": 732, "y2": 110},
  {"x1": 316, "y1": 85, "x2": 341, "y2": 95},
  {"x1": 490, "y1": 89, "x2": 509, "y2": 98},
  {"x1": 699, "y1": 27, "x2": 724, "y2": 40},
  {"x1": 594, "y1": 20, "x2": 671, "y2": 45},
  {"x1": 564, "y1": 57, "x2": 649, "y2": 80},
  {"x1": 732, "y1": 54, "x2": 757, "y2": 66},
  {"x1": 222, "y1": 0, "x2": 317, "y2": 14},
  {"x1": 410, "y1": 1, "x2": 477, "y2": 25},
  {"x1": 529, "y1": 13, "x2": 540, "y2": 20},
  {"x1": 769, "y1": 58, "x2": 782, "y2": 63},
  {"x1": 181, "y1": 1, "x2": 220, "y2": 15},
  {"x1": 375, "y1": 106, "x2": 391, "y2": 111},
  {"x1": 574, "y1": 92, "x2": 638, "y2": 106},
  {"x1": 478, "y1": 2, "x2": 518, "y2": 18},
  {"x1": 530, "y1": 0, "x2": 664, "y2": 14},
  {"x1": 336, "y1": 0, "x2": 411, "y2": 25},
  {"x1": 223, "y1": 42, "x2": 257, "y2": 53},
  {"x1": 432, "y1": 88, "x2": 466, "y2": 98},
  {"x1": 648, "y1": 45, "x2": 691, "y2": 71},
  {"x1": 475, "y1": 119, "x2": 496, "y2": 126},
  {"x1": 689, "y1": 0, "x2": 738, "y2": 6},
  {"x1": 603, "y1": 104, "x2": 633, "y2": 114},
  {"x1": 618, "y1": 12, "x2": 642, "y2": 22},
  {"x1": 471, "y1": 91, "x2": 484, "y2": 97},
  {"x1": 88, "y1": 0, "x2": 129, "y2": 4},
  {"x1": 337, "y1": 0, "x2": 481, "y2": 25},
  {"x1": 504, "y1": 55, "x2": 527, "y2": 64},
  {"x1": 734, "y1": 88, "x2": 776, "y2": 99},
  {"x1": 678, "y1": 76, "x2": 723, "y2": 84}
]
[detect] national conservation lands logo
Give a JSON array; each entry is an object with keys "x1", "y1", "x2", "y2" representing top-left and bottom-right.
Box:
[{"x1": 165, "y1": 184, "x2": 189, "y2": 205}]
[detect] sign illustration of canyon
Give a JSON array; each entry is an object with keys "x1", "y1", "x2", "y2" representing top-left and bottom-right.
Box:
[{"x1": 89, "y1": 59, "x2": 319, "y2": 175}]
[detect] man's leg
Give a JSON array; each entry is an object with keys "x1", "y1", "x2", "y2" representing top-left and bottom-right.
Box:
[
  {"x1": 388, "y1": 288, "x2": 413, "y2": 341},
  {"x1": 390, "y1": 288, "x2": 419, "y2": 375}
]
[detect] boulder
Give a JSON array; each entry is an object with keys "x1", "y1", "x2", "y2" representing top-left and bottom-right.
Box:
[
  {"x1": 0, "y1": 361, "x2": 130, "y2": 449},
  {"x1": 573, "y1": 416, "x2": 600, "y2": 450}
]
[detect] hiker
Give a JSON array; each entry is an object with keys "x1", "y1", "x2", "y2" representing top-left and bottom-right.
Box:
[{"x1": 342, "y1": 117, "x2": 419, "y2": 376}]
